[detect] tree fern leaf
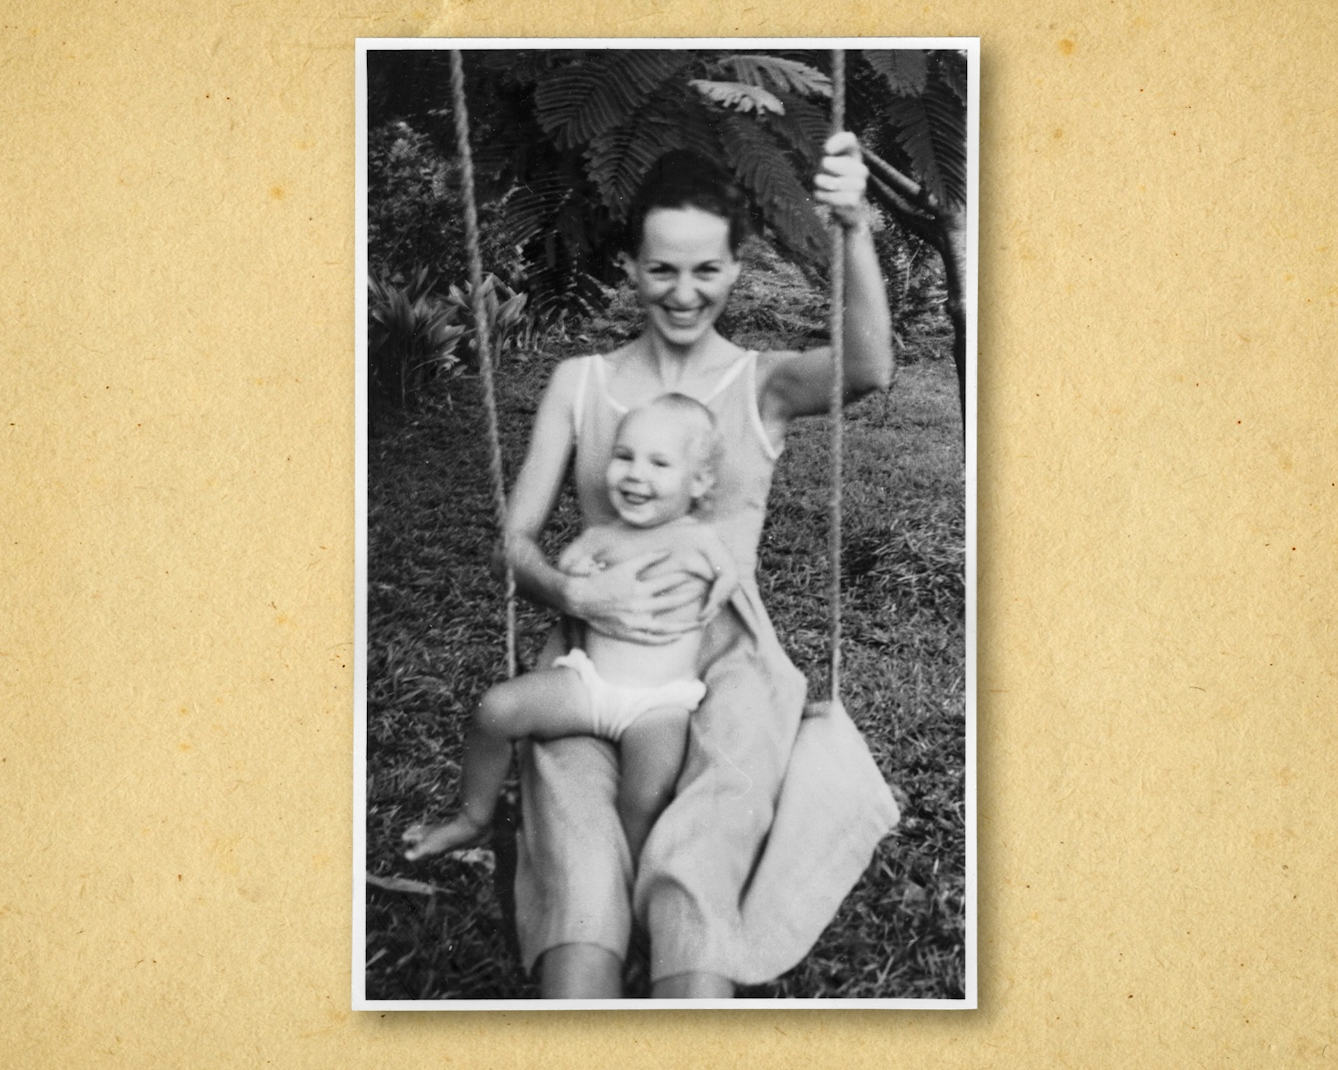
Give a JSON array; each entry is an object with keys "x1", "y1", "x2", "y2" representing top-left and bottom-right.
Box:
[
  {"x1": 722, "y1": 114, "x2": 828, "y2": 266},
  {"x1": 503, "y1": 175, "x2": 575, "y2": 247},
  {"x1": 713, "y1": 54, "x2": 832, "y2": 98},
  {"x1": 765, "y1": 93, "x2": 829, "y2": 166},
  {"x1": 534, "y1": 51, "x2": 691, "y2": 149},
  {"x1": 690, "y1": 79, "x2": 786, "y2": 115},
  {"x1": 863, "y1": 49, "x2": 929, "y2": 96},
  {"x1": 923, "y1": 78, "x2": 968, "y2": 207},
  {"x1": 586, "y1": 91, "x2": 730, "y2": 220},
  {"x1": 587, "y1": 113, "x2": 683, "y2": 217},
  {"x1": 882, "y1": 95, "x2": 947, "y2": 207}
]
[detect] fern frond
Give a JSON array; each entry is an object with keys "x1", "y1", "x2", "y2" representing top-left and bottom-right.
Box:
[
  {"x1": 585, "y1": 92, "x2": 729, "y2": 220},
  {"x1": 586, "y1": 114, "x2": 680, "y2": 216},
  {"x1": 502, "y1": 175, "x2": 575, "y2": 248},
  {"x1": 690, "y1": 79, "x2": 786, "y2": 115},
  {"x1": 713, "y1": 54, "x2": 832, "y2": 98},
  {"x1": 522, "y1": 260, "x2": 606, "y2": 323},
  {"x1": 881, "y1": 77, "x2": 967, "y2": 209},
  {"x1": 765, "y1": 93, "x2": 830, "y2": 167},
  {"x1": 534, "y1": 51, "x2": 692, "y2": 149},
  {"x1": 923, "y1": 77, "x2": 968, "y2": 208},
  {"x1": 863, "y1": 50, "x2": 929, "y2": 96},
  {"x1": 882, "y1": 96, "x2": 943, "y2": 207},
  {"x1": 721, "y1": 114, "x2": 828, "y2": 266}
]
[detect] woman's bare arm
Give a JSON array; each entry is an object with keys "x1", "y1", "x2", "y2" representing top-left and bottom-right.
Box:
[
  {"x1": 494, "y1": 357, "x2": 586, "y2": 613},
  {"x1": 757, "y1": 132, "x2": 895, "y2": 425}
]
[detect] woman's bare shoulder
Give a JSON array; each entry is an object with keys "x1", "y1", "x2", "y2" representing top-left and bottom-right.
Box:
[
  {"x1": 593, "y1": 340, "x2": 640, "y2": 369},
  {"x1": 538, "y1": 355, "x2": 594, "y2": 403}
]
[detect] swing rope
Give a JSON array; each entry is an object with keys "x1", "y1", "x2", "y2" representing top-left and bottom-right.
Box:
[
  {"x1": 446, "y1": 49, "x2": 849, "y2": 699},
  {"x1": 449, "y1": 49, "x2": 517, "y2": 680},
  {"x1": 827, "y1": 48, "x2": 846, "y2": 705}
]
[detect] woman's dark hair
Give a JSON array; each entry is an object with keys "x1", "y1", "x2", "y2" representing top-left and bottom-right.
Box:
[{"x1": 622, "y1": 150, "x2": 752, "y2": 256}]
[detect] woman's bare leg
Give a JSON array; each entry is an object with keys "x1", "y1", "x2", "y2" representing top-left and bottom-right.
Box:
[
  {"x1": 651, "y1": 971, "x2": 734, "y2": 998},
  {"x1": 539, "y1": 943, "x2": 623, "y2": 998}
]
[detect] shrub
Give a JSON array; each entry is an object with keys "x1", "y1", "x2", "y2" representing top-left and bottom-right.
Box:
[
  {"x1": 367, "y1": 268, "x2": 534, "y2": 428},
  {"x1": 368, "y1": 268, "x2": 467, "y2": 418},
  {"x1": 442, "y1": 275, "x2": 529, "y2": 364}
]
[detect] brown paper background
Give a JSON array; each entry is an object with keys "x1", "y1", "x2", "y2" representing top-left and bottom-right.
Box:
[{"x1": 4, "y1": 0, "x2": 1335, "y2": 1064}]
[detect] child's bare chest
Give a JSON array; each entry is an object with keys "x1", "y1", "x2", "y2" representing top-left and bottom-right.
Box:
[{"x1": 589, "y1": 520, "x2": 704, "y2": 566}]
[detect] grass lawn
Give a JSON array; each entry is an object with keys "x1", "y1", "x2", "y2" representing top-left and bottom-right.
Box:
[{"x1": 362, "y1": 248, "x2": 967, "y2": 1000}]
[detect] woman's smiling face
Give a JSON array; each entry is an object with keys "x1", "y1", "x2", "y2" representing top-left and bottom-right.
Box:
[{"x1": 628, "y1": 206, "x2": 741, "y2": 349}]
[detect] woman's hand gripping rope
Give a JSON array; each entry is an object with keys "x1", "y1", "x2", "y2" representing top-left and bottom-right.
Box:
[{"x1": 813, "y1": 131, "x2": 871, "y2": 229}]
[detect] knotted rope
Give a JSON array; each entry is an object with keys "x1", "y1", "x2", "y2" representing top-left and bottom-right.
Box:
[
  {"x1": 827, "y1": 48, "x2": 846, "y2": 703},
  {"x1": 449, "y1": 48, "x2": 516, "y2": 680}
]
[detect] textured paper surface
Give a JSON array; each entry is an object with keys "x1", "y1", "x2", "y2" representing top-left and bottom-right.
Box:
[{"x1": 3, "y1": 0, "x2": 1335, "y2": 1066}]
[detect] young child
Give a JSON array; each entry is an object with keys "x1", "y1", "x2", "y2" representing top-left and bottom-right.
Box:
[{"x1": 402, "y1": 392, "x2": 738, "y2": 864}]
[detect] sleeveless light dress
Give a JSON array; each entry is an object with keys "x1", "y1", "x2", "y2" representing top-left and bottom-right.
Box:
[{"x1": 513, "y1": 350, "x2": 900, "y2": 985}]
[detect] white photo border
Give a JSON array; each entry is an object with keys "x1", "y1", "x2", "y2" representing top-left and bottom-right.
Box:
[{"x1": 354, "y1": 36, "x2": 979, "y2": 1011}]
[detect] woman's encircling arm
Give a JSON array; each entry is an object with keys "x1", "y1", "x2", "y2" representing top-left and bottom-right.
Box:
[{"x1": 492, "y1": 357, "x2": 584, "y2": 613}]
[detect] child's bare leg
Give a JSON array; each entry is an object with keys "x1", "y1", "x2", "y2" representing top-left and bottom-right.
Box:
[
  {"x1": 616, "y1": 707, "x2": 691, "y2": 863},
  {"x1": 403, "y1": 667, "x2": 592, "y2": 861}
]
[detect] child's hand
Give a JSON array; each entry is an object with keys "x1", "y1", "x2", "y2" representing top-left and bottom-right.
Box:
[
  {"x1": 814, "y1": 131, "x2": 869, "y2": 229},
  {"x1": 694, "y1": 541, "x2": 740, "y2": 625},
  {"x1": 560, "y1": 553, "x2": 601, "y2": 578},
  {"x1": 698, "y1": 566, "x2": 738, "y2": 624}
]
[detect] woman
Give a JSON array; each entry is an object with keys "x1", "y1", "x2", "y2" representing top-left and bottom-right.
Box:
[{"x1": 502, "y1": 133, "x2": 900, "y2": 998}]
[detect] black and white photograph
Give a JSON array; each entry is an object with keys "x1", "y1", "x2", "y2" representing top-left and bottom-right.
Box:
[{"x1": 354, "y1": 39, "x2": 977, "y2": 1007}]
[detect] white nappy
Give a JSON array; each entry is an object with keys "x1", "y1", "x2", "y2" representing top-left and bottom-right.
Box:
[{"x1": 552, "y1": 648, "x2": 707, "y2": 741}]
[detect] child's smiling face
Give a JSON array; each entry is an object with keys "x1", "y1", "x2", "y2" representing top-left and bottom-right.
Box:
[{"x1": 605, "y1": 408, "x2": 712, "y2": 528}]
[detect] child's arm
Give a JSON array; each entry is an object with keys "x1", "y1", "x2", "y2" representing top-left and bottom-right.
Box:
[{"x1": 556, "y1": 528, "x2": 609, "y2": 576}]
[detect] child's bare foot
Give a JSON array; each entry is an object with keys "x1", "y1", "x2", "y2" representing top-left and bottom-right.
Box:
[{"x1": 401, "y1": 813, "x2": 491, "y2": 861}]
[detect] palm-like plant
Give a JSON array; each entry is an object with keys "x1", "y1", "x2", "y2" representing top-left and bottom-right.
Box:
[
  {"x1": 368, "y1": 268, "x2": 467, "y2": 415},
  {"x1": 442, "y1": 275, "x2": 530, "y2": 363}
]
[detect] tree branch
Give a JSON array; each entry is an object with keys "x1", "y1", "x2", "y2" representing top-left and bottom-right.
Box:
[
  {"x1": 867, "y1": 186, "x2": 939, "y2": 251},
  {"x1": 862, "y1": 147, "x2": 935, "y2": 213},
  {"x1": 869, "y1": 175, "x2": 934, "y2": 225}
]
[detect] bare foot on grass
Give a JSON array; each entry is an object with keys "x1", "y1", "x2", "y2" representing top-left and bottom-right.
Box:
[{"x1": 402, "y1": 813, "x2": 491, "y2": 861}]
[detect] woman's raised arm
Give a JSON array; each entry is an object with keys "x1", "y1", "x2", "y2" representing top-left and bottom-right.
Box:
[{"x1": 757, "y1": 132, "x2": 895, "y2": 425}]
